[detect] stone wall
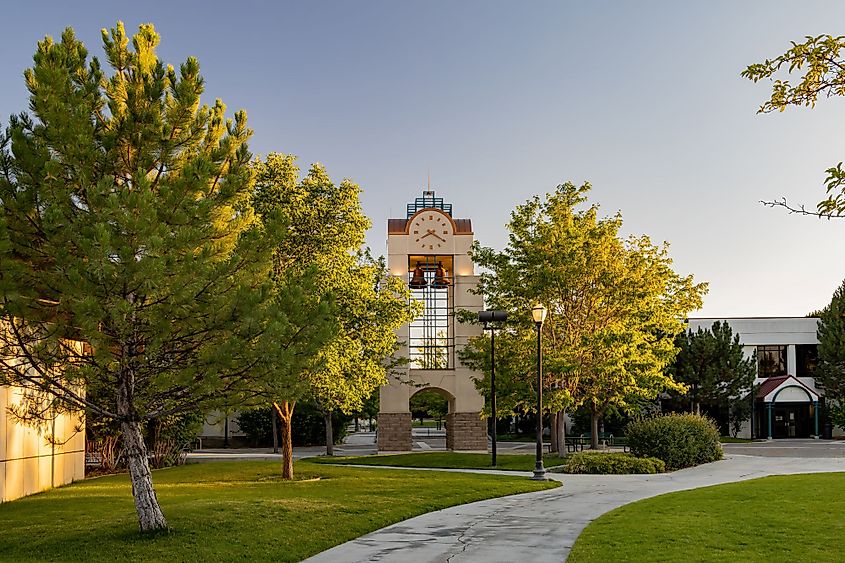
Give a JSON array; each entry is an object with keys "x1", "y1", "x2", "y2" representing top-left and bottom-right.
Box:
[
  {"x1": 377, "y1": 412, "x2": 412, "y2": 451},
  {"x1": 445, "y1": 412, "x2": 487, "y2": 451}
]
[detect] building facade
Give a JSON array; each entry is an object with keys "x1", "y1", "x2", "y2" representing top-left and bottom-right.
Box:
[
  {"x1": 0, "y1": 385, "x2": 85, "y2": 502},
  {"x1": 687, "y1": 317, "x2": 839, "y2": 439},
  {"x1": 378, "y1": 191, "x2": 486, "y2": 451}
]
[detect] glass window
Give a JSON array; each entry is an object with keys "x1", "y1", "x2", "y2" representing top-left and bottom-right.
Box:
[
  {"x1": 796, "y1": 344, "x2": 818, "y2": 378},
  {"x1": 408, "y1": 256, "x2": 453, "y2": 369},
  {"x1": 757, "y1": 345, "x2": 787, "y2": 378}
]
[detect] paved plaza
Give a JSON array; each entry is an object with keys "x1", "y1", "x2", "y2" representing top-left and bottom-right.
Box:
[{"x1": 305, "y1": 440, "x2": 845, "y2": 563}]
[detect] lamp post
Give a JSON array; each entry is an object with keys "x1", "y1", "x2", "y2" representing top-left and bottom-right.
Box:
[
  {"x1": 531, "y1": 303, "x2": 548, "y2": 481},
  {"x1": 479, "y1": 310, "x2": 508, "y2": 466}
]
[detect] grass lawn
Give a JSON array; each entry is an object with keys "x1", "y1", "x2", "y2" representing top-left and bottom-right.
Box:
[
  {"x1": 313, "y1": 451, "x2": 568, "y2": 471},
  {"x1": 719, "y1": 436, "x2": 753, "y2": 443},
  {"x1": 568, "y1": 472, "x2": 845, "y2": 562},
  {"x1": 0, "y1": 460, "x2": 558, "y2": 562}
]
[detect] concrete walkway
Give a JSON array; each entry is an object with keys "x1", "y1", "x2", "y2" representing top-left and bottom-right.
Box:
[{"x1": 306, "y1": 454, "x2": 845, "y2": 563}]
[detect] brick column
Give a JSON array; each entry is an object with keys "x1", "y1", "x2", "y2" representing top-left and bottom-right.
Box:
[
  {"x1": 445, "y1": 412, "x2": 487, "y2": 451},
  {"x1": 377, "y1": 413, "x2": 412, "y2": 452}
]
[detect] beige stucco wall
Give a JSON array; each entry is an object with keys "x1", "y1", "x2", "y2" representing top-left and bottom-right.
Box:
[{"x1": 0, "y1": 385, "x2": 85, "y2": 502}]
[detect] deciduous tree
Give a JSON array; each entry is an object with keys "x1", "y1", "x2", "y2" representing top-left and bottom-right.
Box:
[
  {"x1": 462, "y1": 183, "x2": 706, "y2": 450},
  {"x1": 744, "y1": 35, "x2": 845, "y2": 217}
]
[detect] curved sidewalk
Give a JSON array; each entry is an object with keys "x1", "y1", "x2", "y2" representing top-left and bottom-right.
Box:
[{"x1": 306, "y1": 455, "x2": 845, "y2": 563}]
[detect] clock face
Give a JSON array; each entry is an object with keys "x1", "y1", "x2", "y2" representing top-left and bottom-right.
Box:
[{"x1": 410, "y1": 211, "x2": 452, "y2": 251}]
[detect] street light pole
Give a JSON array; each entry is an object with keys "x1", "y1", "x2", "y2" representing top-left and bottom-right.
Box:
[
  {"x1": 478, "y1": 310, "x2": 507, "y2": 467},
  {"x1": 531, "y1": 304, "x2": 548, "y2": 481},
  {"x1": 491, "y1": 326, "x2": 497, "y2": 466}
]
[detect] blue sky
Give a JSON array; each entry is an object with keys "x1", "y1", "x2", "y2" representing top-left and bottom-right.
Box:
[{"x1": 2, "y1": 1, "x2": 845, "y2": 316}]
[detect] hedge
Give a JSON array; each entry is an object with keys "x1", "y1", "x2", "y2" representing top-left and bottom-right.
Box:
[
  {"x1": 563, "y1": 452, "x2": 665, "y2": 474},
  {"x1": 625, "y1": 413, "x2": 723, "y2": 470}
]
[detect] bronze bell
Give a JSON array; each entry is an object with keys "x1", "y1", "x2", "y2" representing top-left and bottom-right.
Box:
[
  {"x1": 431, "y1": 262, "x2": 450, "y2": 288},
  {"x1": 409, "y1": 266, "x2": 427, "y2": 289}
]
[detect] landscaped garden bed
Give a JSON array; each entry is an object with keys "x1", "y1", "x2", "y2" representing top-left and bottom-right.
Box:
[
  {"x1": 560, "y1": 452, "x2": 665, "y2": 474},
  {"x1": 0, "y1": 460, "x2": 557, "y2": 562}
]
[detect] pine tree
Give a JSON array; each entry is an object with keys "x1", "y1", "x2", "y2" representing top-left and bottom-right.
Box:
[
  {"x1": 0, "y1": 23, "x2": 321, "y2": 531},
  {"x1": 817, "y1": 280, "x2": 845, "y2": 427},
  {"x1": 670, "y1": 321, "x2": 757, "y2": 424}
]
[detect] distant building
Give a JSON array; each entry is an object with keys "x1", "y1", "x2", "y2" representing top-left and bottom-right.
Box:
[{"x1": 687, "y1": 317, "x2": 840, "y2": 439}]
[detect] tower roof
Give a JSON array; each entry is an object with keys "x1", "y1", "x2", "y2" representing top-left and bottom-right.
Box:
[
  {"x1": 388, "y1": 190, "x2": 472, "y2": 234},
  {"x1": 407, "y1": 190, "x2": 452, "y2": 218}
]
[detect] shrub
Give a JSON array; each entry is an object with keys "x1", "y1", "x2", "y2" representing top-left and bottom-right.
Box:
[
  {"x1": 236, "y1": 404, "x2": 352, "y2": 447},
  {"x1": 563, "y1": 452, "x2": 665, "y2": 474},
  {"x1": 625, "y1": 413, "x2": 723, "y2": 470}
]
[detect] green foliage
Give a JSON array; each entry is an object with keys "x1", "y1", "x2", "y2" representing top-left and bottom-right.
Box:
[
  {"x1": 0, "y1": 21, "x2": 322, "y2": 424},
  {"x1": 0, "y1": 22, "x2": 333, "y2": 526},
  {"x1": 743, "y1": 35, "x2": 845, "y2": 217},
  {"x1": 816, "y1": 279, "x2": 845, "y2": 427},
  {"x1": 235, "y1": 405, "x2": 350, "y2": 446},
  {"x1": 235, "y1": 408, "x2": 274, "y2": 446},
  {"x1": 410, "y1": 389, "x2": 449, "y2": 422},
  {"x1": 563, "y1": 452, "x2": 665, "y2": 474},
  {"x1": 625, "y1": 413, "x2": 723, "y2": 470},
  {"x1": 460, "y1": 182, "x2": 706, "y2": 432},
  {"x1": 291, "y1": 402, "x2": 351, "y2": 446},
  {"x1": 669, "y1": 321, "x2": 757, "y2": 422},
  {"x1": 250, "y1": 155, "x2": 418, "y2": 415}
]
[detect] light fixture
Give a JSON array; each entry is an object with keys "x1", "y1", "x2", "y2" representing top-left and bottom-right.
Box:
[
  {"x1": 530, "y1": 302, "x2": 548, "y2": 481},
  {"x1": 531, "y1": 303, "x2": 548, "y2": 325}
]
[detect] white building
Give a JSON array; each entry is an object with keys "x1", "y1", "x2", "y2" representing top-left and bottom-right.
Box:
[{"x1": 687, "y1": 317, "x2": 839, "y2": 439}]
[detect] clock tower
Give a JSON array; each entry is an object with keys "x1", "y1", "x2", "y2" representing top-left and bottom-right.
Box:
[{"x1": 379, "y1": 190, "x2": 487, "y2": 451}]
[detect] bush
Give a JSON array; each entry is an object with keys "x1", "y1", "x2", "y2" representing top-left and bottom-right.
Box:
[
  {"x1": 563, "y1": 452, "x2": 665, "y2": 474},
  {"x1": 626, "y1": 413, "x2": 723, "y2": 470},
  {"x1": 235, "y1": 408, "x2": 275, "y2": 446},
  {"x1": 236, "y1": 404, "x2": 352, "y2": 447}
]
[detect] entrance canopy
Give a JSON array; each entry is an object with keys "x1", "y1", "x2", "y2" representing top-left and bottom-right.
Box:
[
  {"x1": 756, "y1": 375, "x2": 819, "y2": 404},
  {"x1": 756, "y1": 375, "x2": 821, "y2": 439}
]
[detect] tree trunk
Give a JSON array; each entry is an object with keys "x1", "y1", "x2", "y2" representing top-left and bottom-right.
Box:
[
  {"x1": 271, "y1": 408, "x2": 279, "y2": 454},
  {"x1": 590, "y1": 407, "x2": 600, "y2": 450},
  {"x1": 354, "y1": 417, "x2": 359, "y2": 432},
  {"x1": 549, "y1": 412, "x2": 559, "y2": 453},
  {"x1": 273, "y1": 401, "x2": 295, "y2": 479},
  {"x1": 556, "y1": 409, "x2": 566, "y2": 458},
  {"x1": 324, "y1": 410, "x2": 334, "y2": 456},
  {"x1": 121, "y1": 420, "x2": 168, "y2": 532}
]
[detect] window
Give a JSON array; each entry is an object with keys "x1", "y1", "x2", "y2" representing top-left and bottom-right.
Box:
[
  {"x1": 408, "y1": 256, "x2": 453, "y2": 369},
  {"x1": 796, "y1": 344, "x2": 819, "y2": 378},
  {"x1": 757, "y1": 345, "x2": 787, "y2": 378}
]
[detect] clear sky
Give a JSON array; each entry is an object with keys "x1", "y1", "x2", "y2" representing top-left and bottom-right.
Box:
[{"x1": 2, "y1": 1, "x2": 845, "y2": 317}]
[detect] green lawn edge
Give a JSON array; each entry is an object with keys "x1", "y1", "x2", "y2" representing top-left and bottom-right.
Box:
[
  {"x1": 568, "y1": 472, "x2": 845, "y2": 562},
  {"x1": 0, "y1": 460, "x2": 559, "y2": 562},
  {"x1": 311, "y1": 451, "x2": 569, "y2": 471}
]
